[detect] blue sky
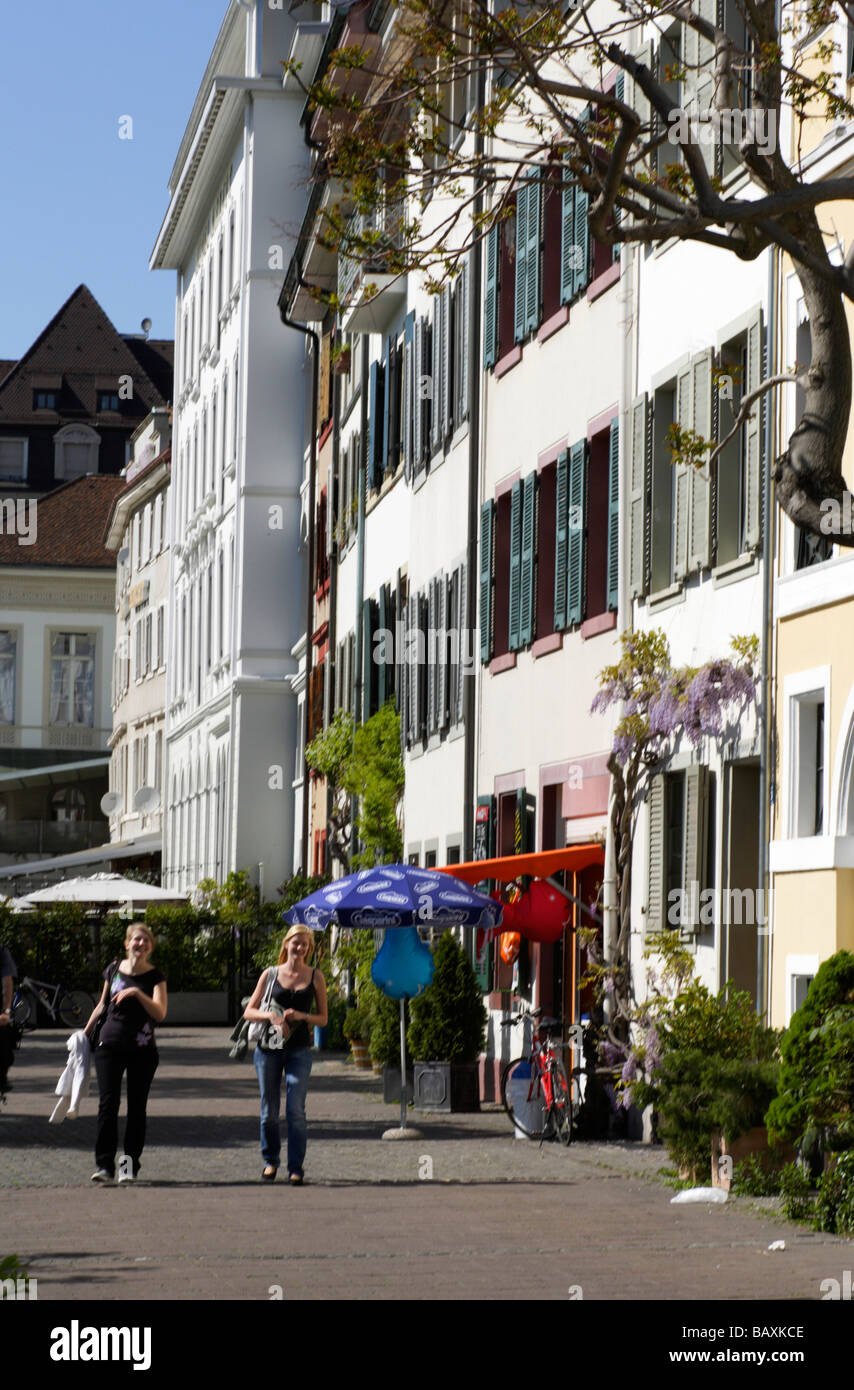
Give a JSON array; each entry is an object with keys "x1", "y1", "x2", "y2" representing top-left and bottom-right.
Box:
[{"x1": 0, "y1": 0, "x2": 229, "y2": 358}]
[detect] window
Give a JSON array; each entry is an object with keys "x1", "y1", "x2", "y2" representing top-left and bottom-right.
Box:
[
  {"x1": 0, "y1": 438, "x2": 26, "y2": 482},
  {"x1": 49, "y1": 633, "x2": 95, "y2": 727},
  {"x1": 98, "y1": 392, "x2": 120, "y2": 413},
  {"x1": 791, "y1": 691, "x2": 827, "y2": 837},
  {"x1": 791, "y1": 973, "x2": 815, "y2": 1016},
  {"x1": 54, "y1": 424, "x2": 99, "y2": 481},
  {"x1": 0, "y1": 631, "x2": 16, "y2": 723},
  {"x1": 33, "y1": 390, "x2": 58, "y2": 410}
]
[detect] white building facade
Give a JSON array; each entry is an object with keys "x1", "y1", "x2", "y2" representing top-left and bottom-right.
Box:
[{"x1": 151, "y1": 0, "x2": 311, "y2": 895}]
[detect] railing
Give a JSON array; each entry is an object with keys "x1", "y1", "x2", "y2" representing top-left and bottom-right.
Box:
[
  {"x1": 0, "y1": 819, "x2": 108, "y2": 856},
  {"x1": 337, "y1": 199, "x2": 405, "y2": 305}
]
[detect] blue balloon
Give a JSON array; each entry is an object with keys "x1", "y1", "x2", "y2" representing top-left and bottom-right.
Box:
[{"x1": 371, "y1": 926, "x2": 434, "y2": 1000}]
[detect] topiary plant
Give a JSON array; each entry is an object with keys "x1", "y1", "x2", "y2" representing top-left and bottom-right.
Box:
[
  {"x1": 370, "y1": 990, "x2": 407, "y2": 1065},
  {"x1": 407, "y1": 932, "x2": 487, "y2": 1064},
  {"x1": 766, "y1": 951, "x2": 854, "y2": 1158}
]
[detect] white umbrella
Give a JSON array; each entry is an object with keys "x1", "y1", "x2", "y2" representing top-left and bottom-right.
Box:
[{"x1": 12, "y1": 873, "x2": 186, "y2": 908}]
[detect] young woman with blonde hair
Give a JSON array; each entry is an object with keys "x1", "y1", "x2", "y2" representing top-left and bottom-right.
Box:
[
  {"x1": 244, "y1": 923, "x2": 328, "y2": 1184},
  {"x1": 84, "y1": 921, "x2": 167, "y2": 1184}
]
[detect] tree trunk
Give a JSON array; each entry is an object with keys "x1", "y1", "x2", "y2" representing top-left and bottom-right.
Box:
[{"x1": 774, "y1": 221, "x2": 853, "y2": 543}]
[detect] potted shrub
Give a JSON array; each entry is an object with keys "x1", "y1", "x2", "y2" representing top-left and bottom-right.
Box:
[
  {"x1": 370, "y1": 990, "x2": 412, "y2": 1101},
  {"x1": 343, "y1": 999, "x2": 373, "y2": 1068},
  {"x1": 624, "y1": 933, "x2": 780, "y2": 1184},
  {"x1": 407, "y1": 932, "x2": 487, "y2": 1113}
]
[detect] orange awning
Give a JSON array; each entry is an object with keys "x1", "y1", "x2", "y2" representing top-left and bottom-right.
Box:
[{"x1": 436, "y1": 842, "x2": 604, "y2": 886}]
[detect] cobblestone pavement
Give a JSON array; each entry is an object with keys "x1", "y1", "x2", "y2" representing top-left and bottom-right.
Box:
[{"x1": 1, "y1": 1028, "x2": 850, "y2": 1301}]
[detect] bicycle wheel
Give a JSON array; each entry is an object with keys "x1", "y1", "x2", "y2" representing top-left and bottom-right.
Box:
[
  {"x1": 11, "y1": 991, "x2": 34, "y2": 1030},
  {"x1": 501, "y1": 1057, "x2": 548, "y2": 1140},
  {"x1": 546, "y1": 1059, "x2": 574, "y2": 1146},
  {"x1": 58, "y1": 990, "x2": 94, "y2": 1029}
]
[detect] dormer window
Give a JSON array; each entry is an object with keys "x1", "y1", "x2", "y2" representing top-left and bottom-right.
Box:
[
  {"x1": 98, "y1": 391, "x2": 120, "y2": 413},
  {"x1": 33, "y1": 390, "x2": 58, "y2": 410}
]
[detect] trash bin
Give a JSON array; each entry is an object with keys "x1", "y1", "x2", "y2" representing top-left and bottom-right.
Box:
[
  {"x1": 508, "y1": 1067, "x2": 543, "y2": 1140},
  {"x1": 313, "y1": 1026, "x2": 327, "y2": 1049}
]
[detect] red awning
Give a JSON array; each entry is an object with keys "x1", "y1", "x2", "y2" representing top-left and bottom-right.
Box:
[{"x1": 437, "y1": 842, "x2": 604, "y2": 886}]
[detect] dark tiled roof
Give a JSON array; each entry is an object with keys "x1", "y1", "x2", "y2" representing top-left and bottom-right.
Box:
[
  {"x1": 0, "y1": 474, "x2": 124, "y2": 569},
  {"x1": 0, "y1": 285, "x2": 172, "y2": 424}
]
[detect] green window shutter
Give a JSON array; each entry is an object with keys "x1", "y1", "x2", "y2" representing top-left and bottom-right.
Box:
[
  {"x1": 628, "y1": 395, "x2": 649, "y2": 598},
  {"x1": 456, "y1": 561, "x2": 467, "y2": 724},
  {"x1": 508, "y1": 479, "x2": 523, "y2": 648},
  {"x1": 688, "y1": 348, "x2": 712, "y2": 572},
  {"x1": 554, "y1": 450, "x2": 569, "y2": 629},
  {"x1": 479, "y1": 500, "x2": 493, "y2": 663},
  {"x1": 484, "y1": 226, "x2": 499, "y2": 368},
  {"x1": 403, "y1": 311, "x2": 415, "y2": 482},
  {"x1": 646, "y1": 773, "x2": 665, "y2": 935},
  {"x1": 673, "y1": 362, "x2": 692, "y2": 581},
  {"x1": 607, "y1": 419, "x2": 620, "y2": 610},
  {"x1": 378, "y1": 584, "x2": 388, "y2": 707},
  {"x1": 612, "y1": 75, "x2": 624, "y2": 264},
  {"x1": 525, "y1": 175, "x2": 540, "y2": 334},
  {"x1": 519, "y1": 471, "x2": 536, "y2": 646},
  {"x1": 572, "y1": 184, "x2": 589, "y2": 296},
  {"x1": 367, "y1": 361, "x2": 379, "y2": 488},
  {"x1": 744, "y1": 307, "x2": 764, "y2": 549},
  {"x1": 361, "y1": 597, "x2": 372, "y2": 723},
  {"x1": 514, "y1": 185, "x2": 528, "y2": 344},
  {"x1": 567, "y1": 439, "x2": 586, "y2": 626},
  {"x1": 560, "y1": 159, "x2": 575, "y2": 305}
]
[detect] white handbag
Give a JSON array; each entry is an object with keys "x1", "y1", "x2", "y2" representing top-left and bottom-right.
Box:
[{"x1": 247, "y1": 968, "x2": 278, "y2": 1044}]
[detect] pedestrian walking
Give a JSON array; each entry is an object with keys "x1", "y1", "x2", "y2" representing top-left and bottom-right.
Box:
[
  {"x1": 0, "y1": 941, "x2": 18, "y2": 1101},
  {"x1": 84, "y1": 922, "x2": 167, "y2": 1184},
  {"x1": 244, "y1": 924, "x2": 327, "y2": 1184}
]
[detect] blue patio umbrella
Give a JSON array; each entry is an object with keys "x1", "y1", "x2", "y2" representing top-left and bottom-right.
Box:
[{"x1": 285, "y1": 865, "x2": 503, "y2": 1136}]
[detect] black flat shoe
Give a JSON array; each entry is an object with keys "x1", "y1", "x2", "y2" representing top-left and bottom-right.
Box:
[
  {"x1": 288, "y1": 1171, "x2": 304, "y2": 1186},
  {"x1": 262, "y1": 1166, "x2": 278, "y2": 1181}
]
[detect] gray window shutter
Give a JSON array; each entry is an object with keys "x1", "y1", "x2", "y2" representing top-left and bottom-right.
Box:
[
  {"x1": 456, "y1": 561, "x2": 467, "y2": 724},
  {"x1": 457, "y1": 260, "x2": 469, "y2": 421},
  {"x1": 560, "y1": 160, "x2": 575, "y2": 305},
  {"x1": 347, "y1": 632, "x2": 354, "y2": 716},
  {"x1": 688, "y1": 348, "x2": 712, "y2": 572},
  {"x1": 525, "y1": 174, "x2": 540, "y2": 334},
  {"x1": 673, "y1": 363, "x2": 692, "y2": 581},
  {"x1": 378, "y1": 584, "x2": 388, "y2": 707},
  {"x1": 427, "y1": 578, "x2": 437, "y2": 734},
  {"x1": 362, "y1": 597, "x2": 373, "y2": 722},
  {"x1": 646, "y1": 773, "x2": 665, "y2": 935},
  {"x1": 403, "y1": 312, "x2": 414, "y2": 482},
  {"x1": 508, "y1": 479, "x2": 523, "y2": 649},
  {"x1": 519, "y1": 471, "x2": 536, "y2": 647},
  {"x1": 335, "y1": 640, "x2": 343, "y2": 713},
  {"x1": 554, "y1": 450, "x2": 568, "y2": 629},
  {"x1": 681, "y1": 764, "x2": 709, "y2": 941},
  {"x1": 479, "y1": 501, "x2": 493, "y2": 663},
  {"x1": 612, "y1": 74, "x2": 624, "y2": 264},
  {"x1": 514, "y1": 184, "x2": 528, "y2": 344},
  {"x1": 437, "y1": 573, "x2": 449, "y2": 730},
  {"x1": 567, "y1": 440, "x2": 585, "y2": 626},
  {"x1": 484, "y1": 226, "x2": 499, "y2": 369},
  {"x1": 413, "y1": 316, "x2": 424, "y2": 469},
  {"x1": 406, "y1": 594, "x2": 417, "y2": 745},
  {"x1": 607, "y1": 419, "x2": 620, "y2": 611},
  {"x1": 431, "y1": 298, "x2": 443, "y2": 454},
  {"x1": 682, "y1": 0, "x2": 717, "y2": 179},
  {"x1": 628, "y1": 43, "x2": 654, "y2": 206},
  {"x1": 441, "y1": 284, "x2": 452, "y2": 441},
  {"x1": 744, "y1": 307, "x2": 763, "y2": 549},
  {"x1": 628, "y1": 395, "x2": 650, "y2": 597},
  {"x1": 381, "y1": 338, "x2": 391, "y2": 477}
]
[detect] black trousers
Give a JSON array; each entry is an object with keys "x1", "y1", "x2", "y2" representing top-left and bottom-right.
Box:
[{"x1": 94, "y1": 1044, "x2": 159, "y2": 1175}]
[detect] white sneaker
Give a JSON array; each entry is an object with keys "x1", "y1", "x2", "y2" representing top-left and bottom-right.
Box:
[
  {"x1": 90, "y1": 1168, "x2": 114, "y2": 1184},
  {"x1": 117, "y1": 1170, "x2": 136, "y2": 1184}
]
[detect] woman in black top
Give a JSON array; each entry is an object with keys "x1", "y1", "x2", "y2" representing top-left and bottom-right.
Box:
[
  {"x1": 244, "y1": 924, "x2": 328, "y2": 1184},
  {"x1": 84, "y1": 922, "x2": 167, "y2": 1184}
]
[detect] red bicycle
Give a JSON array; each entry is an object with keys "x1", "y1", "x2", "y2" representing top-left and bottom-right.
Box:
[{"x1": 500, "y1": 1007, "x2": 580, "y2": 1145}]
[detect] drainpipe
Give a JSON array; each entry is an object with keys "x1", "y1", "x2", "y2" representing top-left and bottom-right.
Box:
[
  {"x1": 279, "y1": 279, "x2": 319, "y2": 879},
  {"x1": 463, "y1": 68, "x2": 486, "y2": 863},
  {"x1": 756, "y1": 243, "x2": 778, "y2": 1022},
  {"x1": 351, "y1": 338, "x2": 369, "y2": 861},
  {"x1": 327, "y1": 350, "x2": 341, "y2": 870}
]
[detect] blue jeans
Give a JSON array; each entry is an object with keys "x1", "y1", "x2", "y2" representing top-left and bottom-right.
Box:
[{"x1": 253, "y1": 1045, "x2": 312, "y2": 1174}]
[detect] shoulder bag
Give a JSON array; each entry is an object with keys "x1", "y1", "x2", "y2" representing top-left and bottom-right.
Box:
[{"x1": 86, "y1": 961, "x2": 119, "y2": 1048}]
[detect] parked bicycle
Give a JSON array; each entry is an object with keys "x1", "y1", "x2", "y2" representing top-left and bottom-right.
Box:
[
  {"x1": 500, "y1": 1007, "x2": 582, "y2": 1146},
  {"x1": 11, "y1": 976, "x2": 95, "y2": 1031}
]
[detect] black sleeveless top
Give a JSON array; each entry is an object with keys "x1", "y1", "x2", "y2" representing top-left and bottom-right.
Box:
[{"x1": 267, "y1": 967, "x2": 316, "y2": 1052}]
